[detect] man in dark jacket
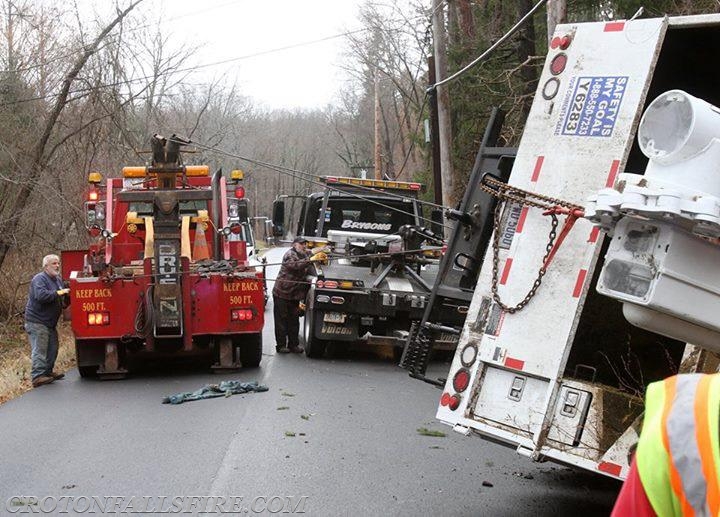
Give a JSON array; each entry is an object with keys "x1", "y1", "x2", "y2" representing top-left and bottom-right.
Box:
[
  {"x1": 25, "y1": 254, "x2": 69, "y2": 387},
  {"x1": 272, "y1": 237, "x2": 323, "y2": 354}
]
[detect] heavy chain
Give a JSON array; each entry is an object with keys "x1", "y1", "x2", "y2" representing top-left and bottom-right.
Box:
[
  {"x1": 480, "y1": 175, "x2": 582, "y2": 212},
  {"x1": 483, "y1": 176, "x2": 580, "y2": 314}
]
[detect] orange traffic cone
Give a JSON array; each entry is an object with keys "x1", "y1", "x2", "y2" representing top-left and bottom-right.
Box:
[{"x1": 193, "y1": 223, "x2": 211, "y2": 261}]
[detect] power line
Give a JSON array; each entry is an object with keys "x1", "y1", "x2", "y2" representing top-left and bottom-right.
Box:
[
  {"x1": 0, "y1": 8, "x2": 430, "y2": 107},
  {"x1": 1, "y1": 0, "x2": 248, "y2": 75},
  {"x1": 430, "y1": 0, "x2": 549, "y2": 90},
  {"x1": 183, "y1": 135, "x2": 450, "y2": 212},
  {"x1": 0, "y1": 26, "x2": 384, "y2": 108},
  {"x1": 170, "y1": 136, "x2": 455, "y2": 230}
]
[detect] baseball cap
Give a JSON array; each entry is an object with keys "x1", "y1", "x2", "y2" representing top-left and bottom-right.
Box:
[{"x1": 292, "y1": 237, "x2": 308, "y2": 244}]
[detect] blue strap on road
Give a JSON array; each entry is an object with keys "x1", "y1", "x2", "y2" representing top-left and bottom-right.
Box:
[{"x1": 162, "y1": 380, "x2": 269, "y2": 404}]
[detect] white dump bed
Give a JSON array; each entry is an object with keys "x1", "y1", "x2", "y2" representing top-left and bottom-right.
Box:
[{"x1": 436, "y1": 14, "x2": 720, "y2": 479}]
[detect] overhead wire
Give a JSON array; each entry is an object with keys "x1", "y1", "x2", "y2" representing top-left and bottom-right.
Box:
[
  {"x1": 170, "y1": 136, "x2": 456, "y2": 231},
  {"x1": 0, "y1": 27, "x2": 372, "y2": 107},
  {"x1": 171, "y1": 136, "x2": 450, "y2": 212},
  {"x1": 1, "y1": 12, "x2": 430, "y2": 108},
  {"x1": 1, "y1": 0, "x2": 244, "y2": 75},
  {"x1": 430, "y1": 0, "x2": 549, "y2": 90}
]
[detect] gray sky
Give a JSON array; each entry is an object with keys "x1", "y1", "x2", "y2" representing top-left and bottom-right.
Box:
[{"x1": 153, "y1": 0, "x2": 365, "y2": 109}]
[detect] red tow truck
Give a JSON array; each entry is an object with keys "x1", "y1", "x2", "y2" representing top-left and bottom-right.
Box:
[{"x1": 62, "y1": 135, "x2": 265, "y2": 379}]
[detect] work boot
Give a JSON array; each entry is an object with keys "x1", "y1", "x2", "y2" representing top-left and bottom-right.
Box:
[
  {"x1": 276, "y1": 346, "x2": 290, "y2": 354},
  {"x1": 289, "y1": 346, "x2": 304, "y2": 354},
  {"x1": 50, "y1": 372, "x2": 65, "y2": 380},
  {"x1": 32, "y1": 375, "x2": 55, "y2": 387}
]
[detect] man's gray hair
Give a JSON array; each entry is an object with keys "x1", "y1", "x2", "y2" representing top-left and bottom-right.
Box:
[{"x1": 42, "y1": 254, "x2": 60, "y2": 268}]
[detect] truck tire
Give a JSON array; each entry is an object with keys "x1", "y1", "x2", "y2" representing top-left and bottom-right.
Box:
[
  {"x1": 303, "y1": 309, "x2": 326, "y2": 358},
  {"x1": 75, "y1": 340, "x2": 99, "y2": 378},
  {"x1": 78, "y1": 365, "x2": 98, "y2": 378},
  {"x1": 238, "y1": 333, "x2": 262, "y2": 368}
]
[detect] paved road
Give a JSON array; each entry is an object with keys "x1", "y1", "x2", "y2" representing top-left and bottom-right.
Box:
[{"x1": 0, "y1": 248, "x2": 621, "y2": 516}]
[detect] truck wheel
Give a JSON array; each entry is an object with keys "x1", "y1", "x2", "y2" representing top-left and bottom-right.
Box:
[
  {"x1": 238, "y1": 334, "x2": 262, "y2": 368},
  {"x1": 303, "y1": 310, "x2": 326, "y2": 358},
  {"x1": 78, "y1": 365, "x2": 98, "y2": 378},
  {"x1": 75, "y1": 340, "x2": 98, "y2": 378}
]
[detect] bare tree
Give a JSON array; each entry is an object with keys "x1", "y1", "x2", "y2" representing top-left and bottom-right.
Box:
[{"x1": 0, "y1": 0, "x2": 144, "y2": 272}]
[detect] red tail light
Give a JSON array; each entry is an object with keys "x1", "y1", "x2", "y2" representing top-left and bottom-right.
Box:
[
  {"x1": 87, "y1": 312, "x2": 110, "y2": 326},
  {"x1": 440, "y1": 392, "x2": 461, "y2": 410},
  {"x1": 550, "y1": 53, "x2": 567, "y2": 75},
  {"x1": 550, "y1": 34, "x2": 573, "y2": 50},
  {"x1": 453, "y1": 369, "x2": 471, "y2": 393},
  {"x1": 231, "y1": 308, "x2": 253, "y2": 321}
]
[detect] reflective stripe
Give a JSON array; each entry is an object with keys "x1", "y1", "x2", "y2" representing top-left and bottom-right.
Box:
[
  {"x1": 696, "y1": 375, "x2": 720, "y2": 513},
  {"x1": 638, "y1": 379, "x2": 678, "y2": 516},
  {"x1": 668, "y1": 375, "x2": 707, "y2": 515},
  {"x1": 639, "y1": 374, "x2": 720, "y2": 516},
  {"x1": 708, "y1": 375, "x2": 720, "y2": 509},
  {"x1": 661, "y1": 376, "x2": 694, "y2": 515}
]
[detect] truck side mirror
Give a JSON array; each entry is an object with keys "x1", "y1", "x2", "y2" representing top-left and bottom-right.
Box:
[
  {"x1": 263, "y1": 220, "x2": 275, "y2": 245},
  {"x1": 237, "y1": 200, "x2": 249, "y2": 221},
  {"x1": 431, "y1": 208, "x2": 444, "y2": 237},
  {"x1": 272, "y1": 199, "x2": 285, "y2": 237}
]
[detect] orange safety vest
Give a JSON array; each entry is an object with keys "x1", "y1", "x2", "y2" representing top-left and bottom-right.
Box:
[{"x1": 636, "y1": 374, "x2": 720, "y2": 516}]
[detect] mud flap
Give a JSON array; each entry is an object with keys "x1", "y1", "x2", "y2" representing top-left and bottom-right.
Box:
[
  {"x1": 315, "y1": 312, "x2": 358, "y2": 341},
  {"x1": 211, "y1": 336, "x2": 241, "y2": 373},
  {"x1": 97, "y1": 342, "x2": 128, "y2": 380}
]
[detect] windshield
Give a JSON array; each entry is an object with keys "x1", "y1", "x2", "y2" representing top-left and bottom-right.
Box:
[{"x1": 314, "y1": 198, "x2": 416, "y2": 237}]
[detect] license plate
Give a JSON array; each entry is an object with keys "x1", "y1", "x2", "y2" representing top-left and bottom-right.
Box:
[{"x1": 323, "y1": 312, "x2": 346, "y2": 324}]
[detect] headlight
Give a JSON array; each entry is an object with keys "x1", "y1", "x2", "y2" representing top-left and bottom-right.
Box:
[
  {"x1": 95, "y1": 203, "x2": 105, "y2": 221},
  {"x1": 228, "y1": 202, "x2": 239, "y2": 218}
]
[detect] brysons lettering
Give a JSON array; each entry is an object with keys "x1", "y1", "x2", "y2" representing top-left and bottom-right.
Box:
[{"x1": 340, "y1": 220, "x2": 392, "y2": 231}]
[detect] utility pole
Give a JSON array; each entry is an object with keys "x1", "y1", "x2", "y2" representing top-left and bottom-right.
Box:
[
  {"x1": 5, "y1": 0, "x2": 15, "y2": 72},
  {"x1": 428, "y1": 55, "x2": 442, "y2": 206},
  {"x1": 547, "y1": 0, "x2": 567, "y2": 42},
  {"x1": 431, "y1": 0, "x2": 454, "y2": 212},
  {"x1": 374, "y1": 67, "x2": 383, "y2": 180}
]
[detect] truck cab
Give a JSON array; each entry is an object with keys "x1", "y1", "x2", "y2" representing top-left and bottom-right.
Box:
[{"x1": 272, "y1": 176, "x2": 443, "y2": 358}]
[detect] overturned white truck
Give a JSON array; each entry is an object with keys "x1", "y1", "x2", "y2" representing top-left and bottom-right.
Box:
[{"x1": 437, "y1": 13, "x2": 720, "y2": 479}]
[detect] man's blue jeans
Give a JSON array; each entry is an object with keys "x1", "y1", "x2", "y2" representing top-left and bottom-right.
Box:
[{"x1": 25, "y1": 322, "x2": 58, "y2": 380}]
